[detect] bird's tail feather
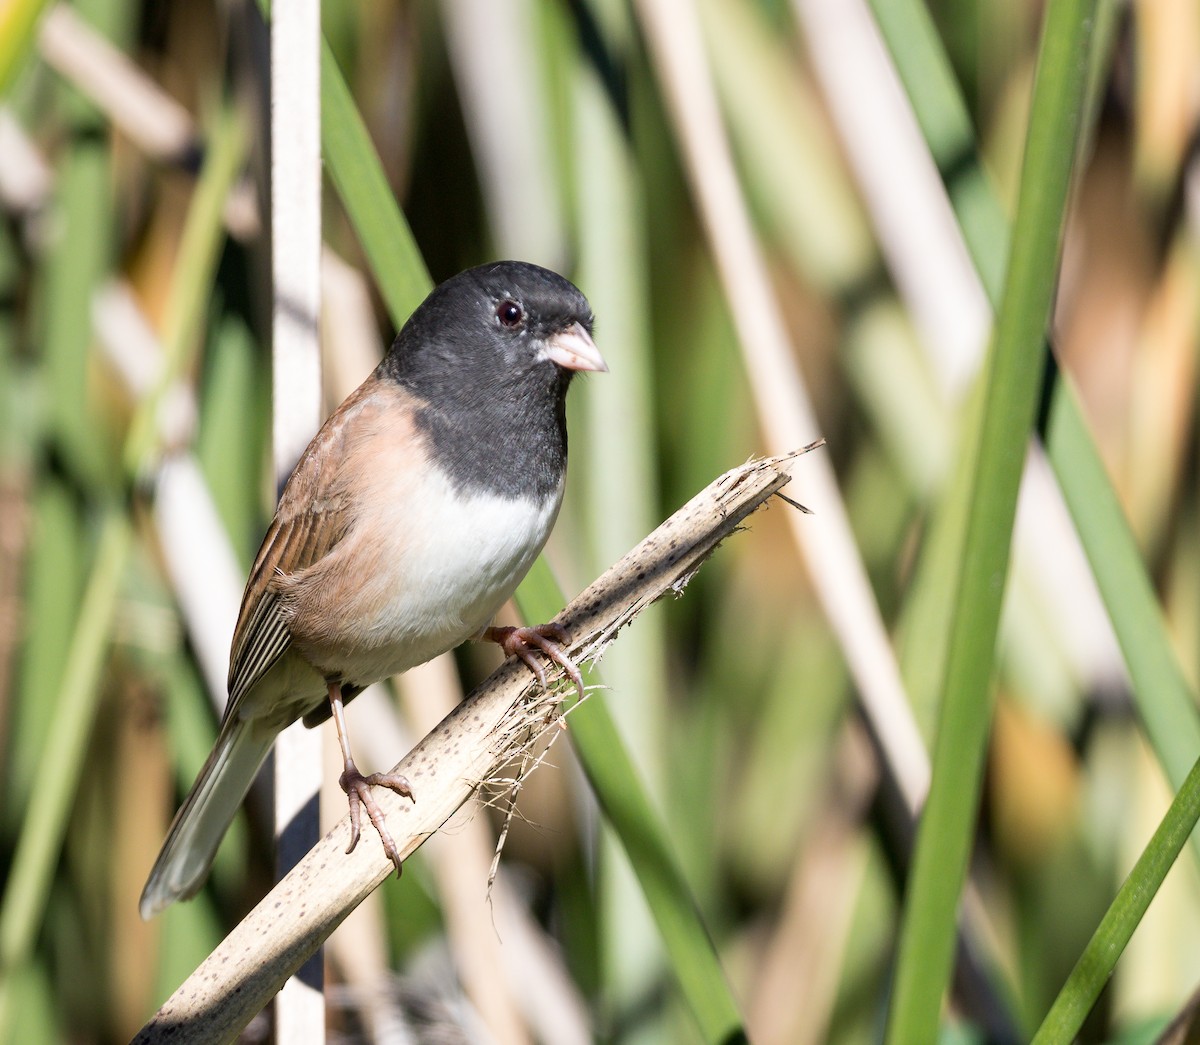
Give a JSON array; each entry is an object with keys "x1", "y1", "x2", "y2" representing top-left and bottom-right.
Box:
[{"x1": 139, "y1": 716, "x2": 273, "y2": 919}]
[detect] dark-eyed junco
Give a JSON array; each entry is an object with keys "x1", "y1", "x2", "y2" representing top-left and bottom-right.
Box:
[{"x1": 140, "y1": 261, "x2": 606, "y2": 919}]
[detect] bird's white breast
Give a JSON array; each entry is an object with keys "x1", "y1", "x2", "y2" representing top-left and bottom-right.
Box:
[{"x1": 323, "y1": 464, "x2": 564, "y2": 685}]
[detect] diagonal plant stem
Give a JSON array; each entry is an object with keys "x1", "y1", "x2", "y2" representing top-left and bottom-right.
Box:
[
  {"x1": 885, "y1": 1, "x2": 1098, "y2": 1041},
  {"x1": 38, "y1": 4, "x2": 196, "y2": 162},
  {"x1": 1030, "y1": 755, "x2": 1200, "y2": 1041},
  {"x1": 865, "y1": 0, "x2": 1200, "y2": 1024},
  {"x1": 867, "y1": 0, "x2": 1200, "y2": 841},
  {"x1": 319, "y1": 38, "x2": 430, "y2": 326},
  {"x1": 631, "y1": 0, "x2": 930, "y2": 819},
  {"x1": 132, "y1": 449, "x2": 818, "y2": 1045},
  {"x1": 0, "y1": 0, "x2": 51, "y2": 96},
  {"x1": 123, "y1": 106, "x2": 247, "y2": 478}
]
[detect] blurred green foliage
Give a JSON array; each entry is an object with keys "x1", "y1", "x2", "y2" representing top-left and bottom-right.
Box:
[{"x1": 2, "y1": 0, "x2": 1200, "y2": 1042}]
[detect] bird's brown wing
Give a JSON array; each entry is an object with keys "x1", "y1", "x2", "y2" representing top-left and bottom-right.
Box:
[{"x1": 223, "y1": 380, "x2": 381, "y2": 721}]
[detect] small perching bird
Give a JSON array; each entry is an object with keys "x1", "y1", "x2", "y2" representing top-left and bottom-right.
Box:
[{"x1": 140, "y1": 261, "x2": 607, "y2": 919}]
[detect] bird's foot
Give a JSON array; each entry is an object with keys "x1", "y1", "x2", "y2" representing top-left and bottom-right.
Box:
[
  {"x1": 484, "y1": 623, "x2": 584, "y2": 700},
  {"x1": 339, "y1": 759, "x2": 415, "y2": 876}
]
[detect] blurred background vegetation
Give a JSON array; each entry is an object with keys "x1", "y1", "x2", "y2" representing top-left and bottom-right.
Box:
[{"x1": 1, "y1": 0, "x2": 1199, "y2": 1042}]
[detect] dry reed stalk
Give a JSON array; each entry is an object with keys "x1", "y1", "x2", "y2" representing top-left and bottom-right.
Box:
[{"x1": 132, "y1": 443, "x2": 821, "y2": 1045}]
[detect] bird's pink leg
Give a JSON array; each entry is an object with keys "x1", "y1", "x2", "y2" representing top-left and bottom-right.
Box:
[
  {"x1": 327, "y1": 680, "x2": 414, "y2": 876},
  {"x1": 483, "y1": 623, "x2": 584, "y2": 700}
]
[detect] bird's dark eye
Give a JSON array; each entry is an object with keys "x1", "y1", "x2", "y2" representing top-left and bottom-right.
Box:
[{"x1": 496, "y1": 300, "x2": 524, "y2": 328}]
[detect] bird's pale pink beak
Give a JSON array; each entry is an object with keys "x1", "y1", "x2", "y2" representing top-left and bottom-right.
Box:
[{"x1": 544, "y1": 322, "x2": 608, "y2": 373}]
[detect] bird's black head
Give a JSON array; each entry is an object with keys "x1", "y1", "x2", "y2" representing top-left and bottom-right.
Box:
[
  {"x1": 386, "y1": 261, "x2": 604, "y2": 396},
  {"x1": 383, "y1": 261, "x2": 607, "y2": 499}
]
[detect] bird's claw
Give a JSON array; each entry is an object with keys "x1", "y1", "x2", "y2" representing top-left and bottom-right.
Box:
[
  {"x1": 339, "y1": 761, "x2": 414, "y2": 877},
  {"x1": 485, "y1": 623, "x2": 585, "y2": 700}
]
